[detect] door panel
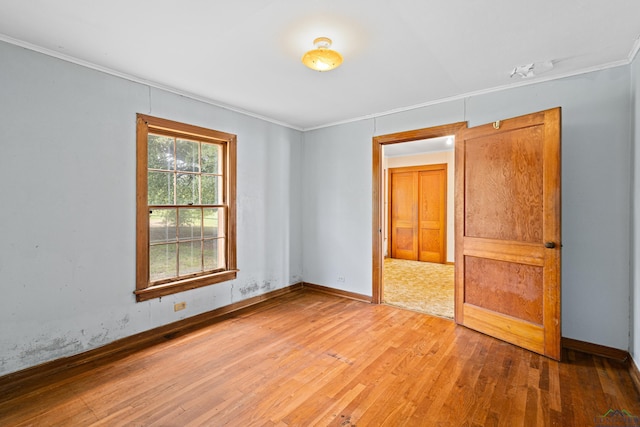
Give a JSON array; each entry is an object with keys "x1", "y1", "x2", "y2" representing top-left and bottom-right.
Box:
[
  {"x1": 455, "y1": 107, "x2": 561, "y2": 360},
  {"x1": 464, "y1": 256, "x2": 543, "y2": 324},
  {"x1": 465, "y1": 127, "x2": 544, "y2": 242},
  {"x1": 391, "y1": 171, "x2": 418, "y2": 259},
  {"x1": 419, "y1": 169, "x2": 446, "y2": 262}
]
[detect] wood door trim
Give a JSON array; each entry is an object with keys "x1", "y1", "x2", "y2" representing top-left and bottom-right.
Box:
[
  {"x1": 388, "y1": 164, "x2": 448, "y2": 173},
  {"x1": 372, "y1": 122, "x2": 467, "y2": 304},
  {"x1": 375, "y1": 122, "x2": 468, "y2": 145}
]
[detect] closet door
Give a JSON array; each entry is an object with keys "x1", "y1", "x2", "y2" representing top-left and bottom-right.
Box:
[
  {"x1": 390, "y1": 164, "x2": 447, "y2": 263},
  {"x1": 390, "y1": 170, "x2": 418, "y2": 260},
  {"x1": 418, "y1": 167, "x2": 447, "y2": 263}
]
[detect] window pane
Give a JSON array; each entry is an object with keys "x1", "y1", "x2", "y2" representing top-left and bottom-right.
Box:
[
  {"x1": 148, "y1": 134, "x2": 175, "y2": 170},
  {"x1": 176, "y1": 173, "x2": 199, "y2": 205},
  {"x1": 178, "y1": 208, "x2": 202, "y2": 240},
  {"x1": 204, "y1": 238, "x2": 226, "y2": 271},
  {"x1": 179, "y1": 241, "x2": 202, "y2": 276},
  {"x1": 149, "y1": 209, "x2": 177, "y2": 244},
  {"x1": 201, "y1": 143, "x2": 221, "y2": 174},
  {"x1": 203, "y1": 208, "x2": 225, "y2": 238},
  {"x1": 150, "y1": 243, "x2": 177, "y2": 282},
  {"x1": 148, "y1": 171, "x2": 174, "y2": 205},
  {"x1": 176, "y1": 139, "x2": 200, "y2": 172},
  {"x1": 201, "y1": 175, "x2": 221, "y2": 205}
]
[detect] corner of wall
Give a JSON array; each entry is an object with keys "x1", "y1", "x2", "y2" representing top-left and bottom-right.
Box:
[{"x1": 631, "y1": 52, "x2": 640, "y2": 361}]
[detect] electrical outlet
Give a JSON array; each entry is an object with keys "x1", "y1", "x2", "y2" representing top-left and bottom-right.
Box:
[
  {"x1": 337, "y1": 276, "x2": 345, "y2": 283},
  {"x1": 174, "y1": 302, "x2": 186, "y2": 312}
]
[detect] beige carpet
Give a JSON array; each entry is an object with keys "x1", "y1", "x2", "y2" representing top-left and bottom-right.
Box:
[{"x1": 383, "y1": 258, "x2": 454, "y2": 319}]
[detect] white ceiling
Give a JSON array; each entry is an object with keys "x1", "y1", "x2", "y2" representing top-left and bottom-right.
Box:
[{"x1": 1, "y1": 1, "x2": 639, "y2": 130}]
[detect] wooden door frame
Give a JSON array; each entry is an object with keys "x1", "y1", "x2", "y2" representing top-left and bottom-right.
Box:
[{"x1": 372, "y1": 122, "x2": 467, "y2": 304}]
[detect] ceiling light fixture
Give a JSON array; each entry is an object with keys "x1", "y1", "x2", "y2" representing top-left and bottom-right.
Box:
[{"x1": 301, "y1": 37, "x2": 343, "y2": 72}]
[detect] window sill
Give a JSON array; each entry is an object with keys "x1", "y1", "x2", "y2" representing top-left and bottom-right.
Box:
[{"x1": 135, "y1": 270, "x2": 238, "y2": 302}]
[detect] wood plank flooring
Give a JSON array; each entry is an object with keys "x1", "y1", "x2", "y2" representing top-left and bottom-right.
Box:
[{"x1": 1, "y1": 290, "x2": 639, "y2": 426}]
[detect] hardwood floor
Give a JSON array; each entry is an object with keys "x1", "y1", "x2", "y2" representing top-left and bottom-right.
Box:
[{"x1": 1, "y1": 290, "x2": 639, "y2": 426}]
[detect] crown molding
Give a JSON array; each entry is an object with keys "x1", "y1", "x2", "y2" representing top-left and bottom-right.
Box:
[
  {"x1": 0, "y1": 33, "x2": 303, "y2": 132},
  {"x1": 629, "y1": 35, "x2": 640, "y2": 63},
  {"x1": 303, "y1": 58, "x2": 632, "y2": 131},
  {"x1": 2, "y1": 32, "x2": 636, "y2": 134}
]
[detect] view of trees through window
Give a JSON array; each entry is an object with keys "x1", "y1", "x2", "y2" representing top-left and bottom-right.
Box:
[{"x1": 147, "y1": 134, "x2": 226, "y2": 283}]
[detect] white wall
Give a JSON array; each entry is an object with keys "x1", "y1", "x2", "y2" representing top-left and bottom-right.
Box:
[
  {"x1": 302, "y1": 120, "x2": 374, "y2": 296},
  {"x1": 631, "y1": 51, "x2": 640, "y2": 364},
  {"x1": 1, "y1": 39, "x2": 637, "y2": 376},
  {"x1": 303, "y1": 66, "x2": 633, "y2": 350},
  {"x1": 385, "y1": 150, "x2": 455, "y2": 263},
  {"x1": 0, "y1": 41, "x2": 303, "y2": 375}
]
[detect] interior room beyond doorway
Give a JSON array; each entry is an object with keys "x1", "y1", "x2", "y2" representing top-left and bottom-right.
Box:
[{"x1": 381, "y1": 136, "x2": 455, "y2": 318}]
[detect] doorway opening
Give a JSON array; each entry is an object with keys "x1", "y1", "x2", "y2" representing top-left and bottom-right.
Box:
[
  {"x1": 372, "y1": 122, "x2": 467, "y2": 318},
  {"x1": 385, "y1": 147, "x2": 453, "y2": 318}
]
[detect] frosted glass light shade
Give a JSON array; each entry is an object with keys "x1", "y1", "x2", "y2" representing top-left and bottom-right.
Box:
[{"x1": 301, "y1": 37, "x2": 343, "y2": 72}]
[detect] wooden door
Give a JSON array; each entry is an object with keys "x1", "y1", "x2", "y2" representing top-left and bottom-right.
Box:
[
  {"x1": 418, "y1": 168, "x2": 446, "y2": 263},
  {"x1": 455, "y1": 108, "x2": 561, "y2": 360},
  {"x1": 390, "y1": 170, "x2": 418, "y2": 260},
  {"x1": 390, "y1": 165, "x2": 447, "y2": 263}
]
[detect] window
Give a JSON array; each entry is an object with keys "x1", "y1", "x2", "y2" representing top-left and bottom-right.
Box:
[{"x1": 135, "y1": 114, "x2": 237, "y2": 302}]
